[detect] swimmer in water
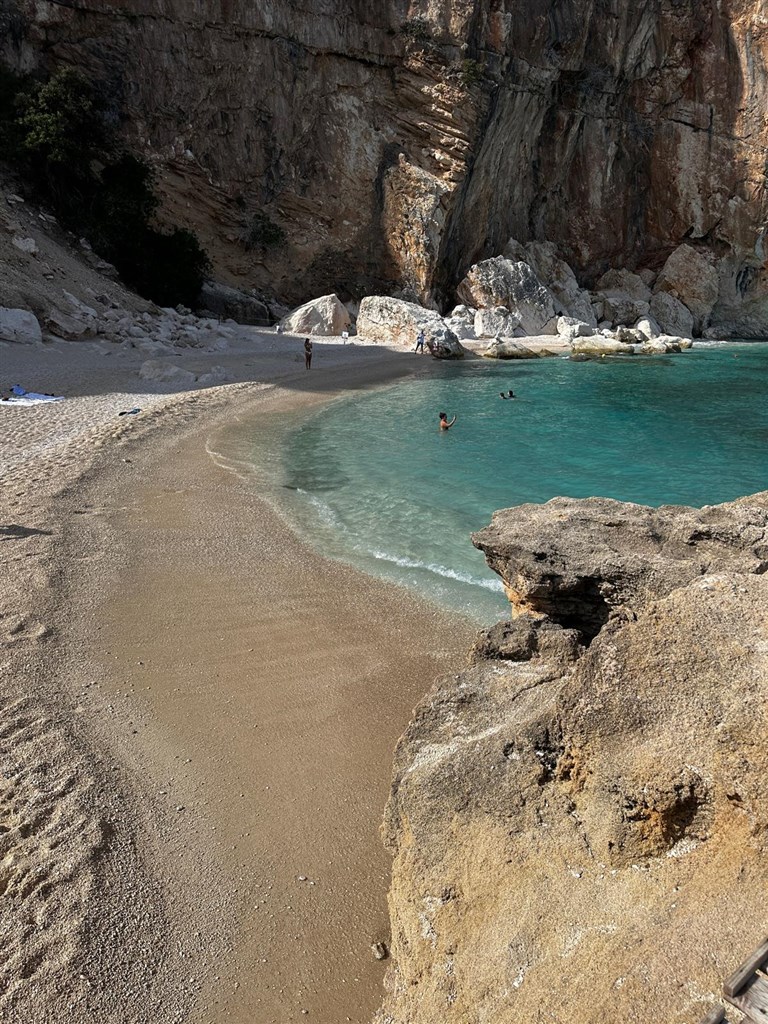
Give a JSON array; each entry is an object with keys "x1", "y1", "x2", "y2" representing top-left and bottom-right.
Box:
[
  {"x1": 439, "y1": 411, "x2": 457, "y2": 430},
  {"x1": 499, "y1": 389, "x2": 515, "y2": 399}
]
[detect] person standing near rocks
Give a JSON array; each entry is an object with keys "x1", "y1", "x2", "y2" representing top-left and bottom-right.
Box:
[
  {"x1": 414, "y1": 329, "x2": 425, "y2": 354},
  {"x1": 304, "y1": 337, "x2": 313, "y2": 370}
]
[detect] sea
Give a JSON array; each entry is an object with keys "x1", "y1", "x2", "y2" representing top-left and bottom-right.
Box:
[{"x1": 220, "y1": 343, "x2": 768, "y2": 623}]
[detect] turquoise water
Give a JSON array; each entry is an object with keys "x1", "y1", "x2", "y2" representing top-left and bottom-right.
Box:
[{"x1": 261, "y1": 345, "x2": 768, "y2": 622}]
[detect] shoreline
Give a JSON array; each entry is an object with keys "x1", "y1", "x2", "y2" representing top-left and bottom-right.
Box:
[{"x1": 1, "y1": 339, "x2": 476, "y2": 1023}]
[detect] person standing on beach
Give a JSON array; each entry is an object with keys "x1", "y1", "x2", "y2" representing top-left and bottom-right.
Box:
[
  {"x1": 438, "y1": 411, "x2": 457, "y2": 430},
  {"x1": 415, "y1": 329, "x2": 425, "y2": 354},
  {"x1": 304, "y1": 337, "x2": 313, "y2": 370}
]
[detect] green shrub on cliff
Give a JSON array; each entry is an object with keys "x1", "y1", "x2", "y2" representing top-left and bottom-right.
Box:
[{"x1": 0, "y1": 64, "x2": 210, "y2": 307}]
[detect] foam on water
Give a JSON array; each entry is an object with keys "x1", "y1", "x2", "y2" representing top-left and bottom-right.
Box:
[{"x1": 229, "y1": 344, "x2": 768, "y2": 622}]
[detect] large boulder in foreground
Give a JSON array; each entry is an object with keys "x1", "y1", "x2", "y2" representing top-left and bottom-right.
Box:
[
  {"x1": 280, "y1": 293, "x2": 352, "y2": 336},
  {"x1": 377, "y1": 491, "x2": 768, "y2": 1024},
  {"x1": 457, "y1": 257, "x2": 558, "y2": 334},
  {"x1": 357, "y1": 296, "x2": 463, "y2": 356},
  {"x1": 0, "y1": 308, "x2": 42, "y2": 344}
]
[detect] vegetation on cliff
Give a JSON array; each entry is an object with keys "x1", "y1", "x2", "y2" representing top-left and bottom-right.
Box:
[{"x1": 0, "y1": 65, "x2": 209, "y2": 307}]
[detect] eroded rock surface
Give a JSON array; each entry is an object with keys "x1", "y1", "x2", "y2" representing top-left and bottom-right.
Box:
[{"x1": 378, "y1": 491, "x2": 768, "y2": 1024}]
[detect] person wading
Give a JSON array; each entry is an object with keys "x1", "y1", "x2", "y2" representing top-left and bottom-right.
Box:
[{"x1": 438, "y1": 411, "x2": 457, "y2": 431}]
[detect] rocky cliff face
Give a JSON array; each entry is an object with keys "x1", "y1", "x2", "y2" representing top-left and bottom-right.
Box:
[
  {"x1": 3, "y1": 1, "x2": 768, "y2": 328},
  {"x1": 378, "y1": 492, "x2": 768, "y2": 1023}
]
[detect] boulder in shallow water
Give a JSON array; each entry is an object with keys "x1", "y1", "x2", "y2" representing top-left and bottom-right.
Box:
[
  {"x1": 280, "y1": 293, "x2": 352, "y2": 336},
  {"x1": 570, "y1": 334, "x2": 632, "y2": 356},
  {"x1": 0, "y1": 308, "x2": 42, "y2": 345}
]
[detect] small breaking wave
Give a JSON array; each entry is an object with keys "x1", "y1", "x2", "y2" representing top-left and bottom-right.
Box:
[{"x1": 366, "y1": 547, "x2": 504, "y2": 593}]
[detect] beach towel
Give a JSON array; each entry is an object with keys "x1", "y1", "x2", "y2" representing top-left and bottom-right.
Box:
[{"x1": 4, "y1": 385, "x2": 64, "y2": 403}]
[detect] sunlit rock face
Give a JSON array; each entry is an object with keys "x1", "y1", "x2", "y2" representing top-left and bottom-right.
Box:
[{"x1": 3, "y1": 1, "x2": 768, "y2": 325}]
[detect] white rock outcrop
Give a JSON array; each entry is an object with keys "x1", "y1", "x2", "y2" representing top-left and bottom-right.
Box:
[
  {"x1": 0, "y1": 308, "x2": 43, "y2": 345},
  {"x1": 557, "y1": 316, "x2": 592, "y2": 342},
  {"x1": 357, "y1": 296, "x2": 463, "y2": 356},
  {"x1": 634, "y1": 316, "x2": 662, "y2": 340},
  {"x1": 457, "y1": 257, "x2": 558, "y2": 335},
  {"x1": 481, "y1": 339, "x2": 539, "y2": 359},
  {"x1": 571, "y1": 335, "x2": 632, "y2": 355},
  {"x1": 280, "y1": 294, "x2": 352, "y2": 336},
  {"x1": 474, "y1": 306, "x2": 521, "y2": 339}
]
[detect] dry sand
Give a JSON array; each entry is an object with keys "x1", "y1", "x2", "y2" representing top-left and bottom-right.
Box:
[{"x1": 0, "y1": 331, "x2": 477, "y2": 1022}]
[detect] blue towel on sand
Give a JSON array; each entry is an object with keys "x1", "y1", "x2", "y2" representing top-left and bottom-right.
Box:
[{"x1": 10, "y1": 385, "x2": 64, "y2": 402}]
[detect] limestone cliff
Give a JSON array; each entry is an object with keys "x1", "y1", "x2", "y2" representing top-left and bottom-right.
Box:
[
  {"x1": 378, "y1": 493, "x2": 768, "y2": 1023},
  {"x1": 3, "y1": 2, "x2": 768, "y2": 328}
]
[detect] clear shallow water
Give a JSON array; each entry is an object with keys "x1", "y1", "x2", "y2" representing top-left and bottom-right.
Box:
[{"x1": 245, "y1": 345, "x2": 768, "y2": 622}]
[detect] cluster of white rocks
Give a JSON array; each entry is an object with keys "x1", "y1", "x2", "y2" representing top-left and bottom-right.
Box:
[
  {"x1": 276, "y1": 239, "x2": 718, "y2": 359},
  {"x1": 448, "y1": 239, "x2": 711, "y2": 357}
]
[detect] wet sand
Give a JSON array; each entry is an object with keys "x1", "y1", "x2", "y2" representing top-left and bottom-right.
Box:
[{"x1": 52, "y1": 370, "x2": 475, "y2": 1022}]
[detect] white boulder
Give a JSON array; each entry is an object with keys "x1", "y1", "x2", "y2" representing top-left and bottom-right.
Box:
[
  {"x1": 649, "y1": 292, "x2": 695, "y2": 339},
  {"x1": 481, "y1": 339, "x2": 539, "y2": 359},
  {"x1": 280, "y1": 294, "x2": 352, "y2": 336},
  {"x1": 571, "y1": 335, "x2": 633, "y2": 356},
  {"x1": 557, "y1": 316, "x2": 592, "y2": 342},
  {"x1": 457, "y1": 257, "x2": 557, "y2": 334},
  {"x1": 357, "y1": 296, "x2": 463, "y2": 356},
  {"x1": 0, "y1": 308, "x2": 42, "y2": 345},
  {"x1": 634, "y1": 316, "x2": 662, "y2": 340},
  {"x1": 12, "y1": 236, "x2": 38, "y2": 255},
  {"x1": 474, "y1": 306, "x2": 521, "y2": 339}
]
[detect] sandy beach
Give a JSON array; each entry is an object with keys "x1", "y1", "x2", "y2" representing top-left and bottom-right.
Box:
[{"x1": 0, "y1": 330, "x2": 477, "y2": 1023}]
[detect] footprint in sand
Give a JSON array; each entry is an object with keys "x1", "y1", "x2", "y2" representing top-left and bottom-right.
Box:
[{"x1": 1, "y1": 615, "x2": 51, "y2": 645}]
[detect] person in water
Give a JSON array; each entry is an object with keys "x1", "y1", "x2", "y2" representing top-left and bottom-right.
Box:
[
  {"x1": 304, "y1": 337, "x2": 313, "y2": 369},
  {"x1": 499, "y1": 389, "x2": 515, "y2": 399},
  {"x1": 439, "y1": 411, "x2": 457, "y2": 430}
]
